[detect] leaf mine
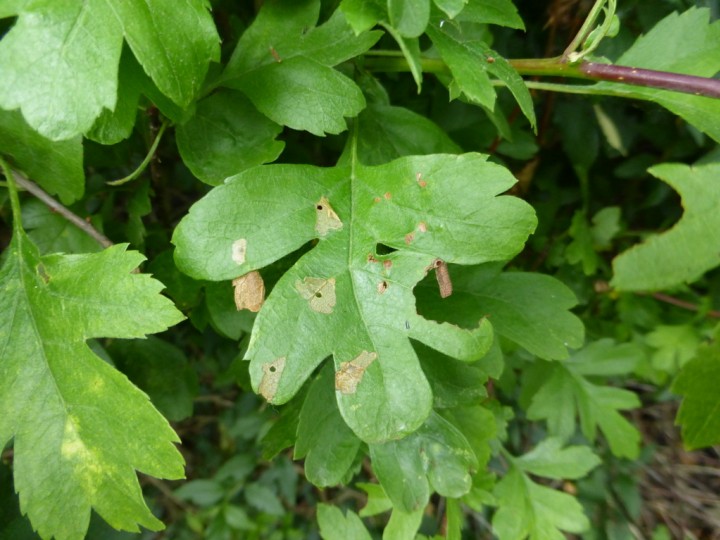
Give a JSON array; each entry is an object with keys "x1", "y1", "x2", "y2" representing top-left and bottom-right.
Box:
[
  {"x1": 232, "y1": 271, "x2": 265, "y2": 312},
  {"x1": 259, "y1": 357, "x2": 286, "y2": 401},
  {"x1": 231, "y1": 238, "x2": 247, "y2": 265},
  {"x1": 295, "y1": 277, "x2": 337, "y2": 314},
  {"x1": 315, "y1": 196, "x2": 343, "y2": 236},
  {"x1": 335, "y1": 351, "x2": 378, "y2": 394}
]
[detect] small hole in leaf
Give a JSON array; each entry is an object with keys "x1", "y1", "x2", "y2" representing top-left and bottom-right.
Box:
[
  {"x1": 315, "y1": 292, "x2": 322, "y2": 298},
  {"x1": 269, "y1": 366, "x2": 277, "y2": 373},
  {"x1": 316, "y1": 204, "x2": 323, "y2": 210},
  {"x1": 376, "y1": 243, "x2": 397, "y2": 255}
]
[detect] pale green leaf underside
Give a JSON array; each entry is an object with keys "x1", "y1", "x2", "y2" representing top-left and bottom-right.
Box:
[
  {"x1": 317, "y1": 504, "x2": 372, "y2": 540},
  {"x1": 0, "y1": 234, "x2": 185, "y2": 540},
  {"x1": 0, "y1": 0, "x2": 219, "y2": 140},
  {"x1": 173, "y1": 152, "x2": 536, "y2": 442},
  {"x1": 612, "y1": 162, "x2": 720, "y2": 291}
]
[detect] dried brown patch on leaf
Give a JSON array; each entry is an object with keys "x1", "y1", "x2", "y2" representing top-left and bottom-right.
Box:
[
  {"x1": 335, "y1": 351, "x2": 378, "y2": 394},
  {"x1": 233, "y1": 271, "x2": 265, "y2": 312},
  {"x1": 295, "y1": 276, "x2": 337, "y2": 314},
  {"x1": 377, "y1": 280, "x2": 388, "y2": 294},
  {"x1": 383, "y1": 259, "x2": 393, "y2": 271},
  {"x1": 259, "y1": 357, "x2": 286, "y2": 401},
  {"x1": 417, "y1": 221, "x2": 427, "y2": 233},
  {"x1": 405, "y1": 232, "x2": 414, "y2": 245},
  {"x1": 315, "y1": 196, "x2": 343, "y2": 236},
  {"x1": 416, "y1": 172, "x2": 427, "y2": 188},
  {"x1": 231, "y1": 238, "x2": 247, "y2": 265}
]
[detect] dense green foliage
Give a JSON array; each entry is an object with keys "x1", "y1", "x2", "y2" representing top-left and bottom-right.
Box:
[{"x1": 1, "y1": 1, "x2": 720, "y2": 539}]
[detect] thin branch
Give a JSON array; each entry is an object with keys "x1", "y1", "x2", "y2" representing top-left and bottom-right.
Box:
[
  {"x1": 649, "y1": 292, "x2": 720, "y2": 319},
  {"x1": 107, "y1": 120, "x2": 168, "y2": 186},
  {"x1": 12, "y1": 171, "x2": 113, "y2": 249}
]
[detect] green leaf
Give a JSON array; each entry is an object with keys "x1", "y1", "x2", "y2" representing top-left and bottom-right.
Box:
[
  {"x1": 317, "y1": 504, "x2": 372, "y2": 540},
  {"x1": 514, "y1": 438, "x2": 601, "y2": 480},
  {"x1": 384, "y1": 506, "x2": 425, "y2": 540},
  {"x1": 612, "y1": 162, "x2": 720, "y2": 291},
  {"x1": 232, "y1": 56, "x2": 365, "y2": 136},
  {"x1": 173, "y1": 151, "x2": 535, "y2": 442},
  {"x1": 417, "y1": 264, "x2": 584, "y2": 360},
  {"x1": 0, "y1": 109, "x2": 83, "y2": 203},
  {"x1": 426, "y1": 23, "x2": 495, "y2": 110},
  {"x1": 358, "y1": 483, "x2": 393, "y2": 517},
  {"x1": 244, "y1": 482, "x2": 285, "y2": 516},
  {"x1": 455, "y1": 0, "x2": 524, "y2": 30},
  {"x1": 175, "y1": 479, "x2": 225, "y2": 507},
  {"x1": 107, "y1": 337, "x2": 199, "y2": 422},
  {"x1": 340, "y1": 0, "x2": 385, "y2": 34},
  {"x1": 388, "y1": 0, "x2": 431, "y2": 38},
  {"x1": 673, "y1": 326, "x2": 720, "y2": 449},
  {"x1": 353, "y1": 104, "x2": 461, "y2": 166},
  {"x1": 176, "y1": 89, "x2": 285, "y2": 185},
  {"x1": 592, "y1": 8, "x2": 720, "y2": 142},
  {"x1": 221, "y1": 2, "x2": 379, "y2": 136},
  {"x1": 0, "y1": 233, "x2": 186, "y2": 540},
  {"x1": 0, "y1": 0, "x2": 219, "y2": 140},
  {"x1": 369, "y1": 412, "x2": 478, "y2": 512},
  {"x1": 433, "y1": 0, "x2": 468, "y2": 19},
  {"x1": 492, "y1": 465, "x2": 590, "y2": 540},
  {"x1": 525, "y1": 340, "x2": 643, "y2": 459},
  {"x1": 294, "y1": 365, "x2": 362, "y2": 487},
  {"x1": 417, "y1": 344, "x2": 490, "y2": 409},
  {"x1": 21, "y1": 199, "x2": 102, "y2": 255}
]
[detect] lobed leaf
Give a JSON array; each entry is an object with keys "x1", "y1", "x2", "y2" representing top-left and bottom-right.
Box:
[
  {"x1": 0, "y1": 233, "x2": 185, "y2": 540},
  {"x1": 174, "y1": 151, "x2": 535, "y2": 442},
  {"x1": 673, "y1": 326, "x2": 720, "y2": 449},
  {"x1": 612, "y1": 162, "x2": 720, "y2": 291},
  {"x1": 0, "y1": 0, "x2": 219, "y2": 140}
]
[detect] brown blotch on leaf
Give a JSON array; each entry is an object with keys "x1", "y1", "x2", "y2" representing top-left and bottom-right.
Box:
[
  {"x1": 383, "y1": 192, "x2": 392, "y2": 200},
  {"x1": 295, "y1": 277, "x2": 337, "y2": 314},
  {"x1": 383, "y1": 260, "x2": 393, "y2": 271},
  {"x1": 335, "y1": 351, "x2": 378, "y2": 394},
  {"x1": 368, "y1": 253, "x2": 379, "y2": 264},
  {"x1": 232, "y1": 271, "x2": 265, "y2": 312},
  {"x1": 377, "y1": 280, "x2": 388, "y2": 294},
  {"x1": 315, "y1": 196, "x2": 343, "y2": 236},
  {"x1": 416, "y1": 172, "x2": 427, "y2": 188},
  {"x1": 417, "y1": 221, "x2": 427, "y2": 233},
  {"x1": 486, "y1": 56, "x2": 495, "y2": 63},
  {"x1": 373, "y1": 196, "x2": 382, "y2": 203},
  {"x1": 405, "y1": 233, "x2": 415, "y2": 244},
  {"x1": 259, "y1": 357, "x2": 286, "y2": 401}
]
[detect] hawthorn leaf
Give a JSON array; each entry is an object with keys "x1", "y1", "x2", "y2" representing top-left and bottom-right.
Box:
[
  {"x1": 433, "y1": 0, "x2": 468, "y2": 19},
  {"x1": 369, "y1": 412, "x2": 478, "y2": 512},
  {"x1": 673, "y1": 326, "x2": 720, "y2": 449},
  {"x1": 107, "y1": 337, "x2": 199, "y2": 422},
  {"x1": 0, "y1": 109, "x2": 83, "y2": 204},
  {"x1": 340, "y1": 0, "x2": 386, "y2": 34},
  {"x1": 233, "y1": 56, "x2": 366, "y2": 136},
  {"x1": 353, "y1": 104, "x2": 461, "y2": 165},
  {"x1": 492, "y1": 466, "x2": 590, "y2": 540},
  {"x1": 173, "y1": 151, "x2": 536, "y2": 442},
  {"x1": 317, "y1": 504, "x2": 372, "y2": 540},
  {"x1": 294, "y1": 365, "x2": 362, "y2": 487},
  {"x1": 21, "y1": 199, "x2": 102, "y2": 256},
  {"x1": 384, "y1": 506, "x2": 425, "y2": 540},
  {"x1": 222, "y1": 2, "x2": 380, "y2": 136},
  {"x1": 427, "y1": 23, "x2": 535, "y2": 129},
  {"x1": 455, "y1": 0, "x2": 524, "y2": 29},
  {"x1": 358, "y1": 483, "x2": 393, "y2": 517},
  {"x1": 416, "y1": 263, "x2": 584, "y2": 360},
  {"x1": 0, "y1": 0, "x2": 219, "y2": 140},
  {"x1": 592, "y1": 8, "x2": 720, "y2": 142},
  {"x1": 388, "y1": 0, "x2": 431, "y2": 38},
  {"x1": 525, "y1": 341, "x2": 643, "y2": 459},
  {"x1": 176, "y1": 90, "x2": 285, "y2": 185},
  {"x1": 417, "y1": 344, "x2": 490, "y2": 409},
  {"x1": 612, "y1": 162, "x2": 720, "y2": 291},
  {"x1": 0, "y1": 232, "x2": 186, "y2": 540},
  {"x1": 514, "y1": 438, "x2": 601, "y2": 480}
]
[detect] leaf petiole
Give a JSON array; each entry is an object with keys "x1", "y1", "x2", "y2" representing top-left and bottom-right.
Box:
[{"x1": 107, "y1": 120, "x2": 169, "y2": 186}]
